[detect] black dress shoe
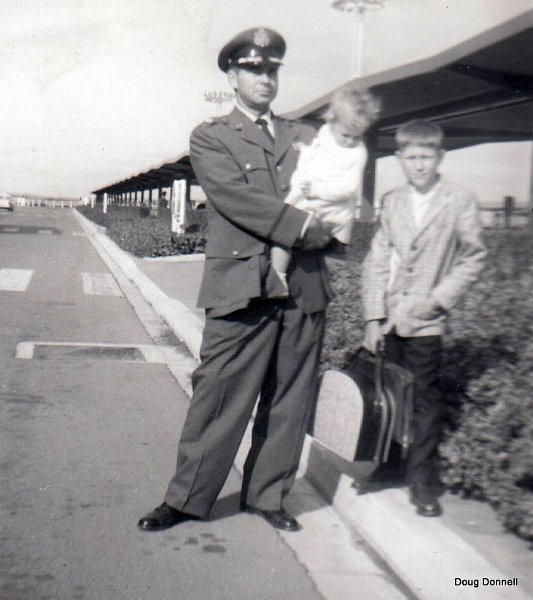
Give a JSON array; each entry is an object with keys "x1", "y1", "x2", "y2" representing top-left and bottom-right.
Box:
[
  {"x1": 409, "y1": 485, "x2": 442, "y2": 517},
  {"x1": 137, "y1": 503, "x2": 197, "y2": 531},
  {"x1": 243, "y1": 505, "x2": 301, "y2": 532}
]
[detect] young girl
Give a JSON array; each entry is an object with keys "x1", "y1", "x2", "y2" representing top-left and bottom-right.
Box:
[{"x1": 271, "y1": 84, "x2": 381, "y2": 293}]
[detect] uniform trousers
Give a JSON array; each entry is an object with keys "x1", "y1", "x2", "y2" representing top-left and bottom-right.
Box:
[
  {"x1": 384, "y1": 331, "x2": 443, "y2": 488},
  {"x1": 164, "y1": 297, "x2": 325, "y2": 517}
]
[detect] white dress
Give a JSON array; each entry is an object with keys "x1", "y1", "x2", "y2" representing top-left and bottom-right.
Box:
[{"x1": 285, "y1": 123, "x2": 368, "y2": 244}]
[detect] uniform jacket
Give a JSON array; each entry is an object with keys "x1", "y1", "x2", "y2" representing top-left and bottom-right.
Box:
[
  {"x1": 190, "y1": 107, "x2": 333, "y2": 316},
  {"x1": 362, "y1": 179, "x2": 486, "y2": 337}
]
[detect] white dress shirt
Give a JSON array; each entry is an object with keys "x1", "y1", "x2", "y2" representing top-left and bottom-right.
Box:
[{"x1": 234, "y1": 104, "x2": 275, "y2": 138}]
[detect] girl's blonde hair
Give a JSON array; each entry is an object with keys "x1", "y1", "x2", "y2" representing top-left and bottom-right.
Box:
[{"x1": 324, "y1": 84, "x2": 381, "y2": 130}]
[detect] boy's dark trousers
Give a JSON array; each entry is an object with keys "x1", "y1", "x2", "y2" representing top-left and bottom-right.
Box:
[{"x1": 384, "y1": 330, "x2": 444, "y2": 489}]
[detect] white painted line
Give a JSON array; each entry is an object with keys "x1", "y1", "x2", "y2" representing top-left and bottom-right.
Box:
[
  {"x1": 37, "y1": 229, "x2": 53, "y2": 235},
  {"x1": 0, "y1": 269, "x2": 33, "y2": 292},
  {"x1": 2, "y1": 227, "x2": 20, "y2": 233},
  {"x1": 81, "y1": 272, "x2": 122, "y2": 296}
]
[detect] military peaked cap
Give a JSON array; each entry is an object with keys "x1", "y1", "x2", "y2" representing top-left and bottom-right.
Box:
[{"x1": 218, "y1": 27, "x2": 285, "y2": 73}]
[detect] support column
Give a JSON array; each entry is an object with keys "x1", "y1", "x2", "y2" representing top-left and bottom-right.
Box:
[
  {"x1": 149, "y1": 188, "x2": 158, "y2": 217},
  {"x1": 360, "y1": 134, "x2": 377, "y2": 222},
  {"x1": 529, "y1": 142, "x2": 533, "y2": 231},
  {"x1": 185, "y1": 178, "x2": 192, "y2": 208}
]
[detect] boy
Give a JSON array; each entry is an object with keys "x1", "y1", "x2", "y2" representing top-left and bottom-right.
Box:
[{"x1": 361, "y1": 119, "x2": 486, "y2": 517}]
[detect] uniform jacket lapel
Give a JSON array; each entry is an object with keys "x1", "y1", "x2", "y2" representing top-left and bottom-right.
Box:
[
  {"x1": 273, "y1": 117, "x2": 299, "y2": 164},
  {"x1": 226, "y1": 108, "x2": 274, "y2": 154}
]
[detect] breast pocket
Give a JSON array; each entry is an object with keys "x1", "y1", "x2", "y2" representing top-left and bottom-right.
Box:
[{"x1": 243, "y1": 158, "x2": 273, "y2": 190}]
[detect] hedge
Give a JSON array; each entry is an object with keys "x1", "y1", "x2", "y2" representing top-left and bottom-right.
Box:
[
  {"x1": 77, "y1": 205, "x2": 207, "y2": 257},
  {"x1": 79, "y1": 205, "x2": 533, "y2": 544}
]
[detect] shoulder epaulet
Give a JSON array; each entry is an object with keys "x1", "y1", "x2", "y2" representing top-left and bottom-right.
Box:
[{"x1": 198, "y1": 115, "x2": 227, "y2": 128}]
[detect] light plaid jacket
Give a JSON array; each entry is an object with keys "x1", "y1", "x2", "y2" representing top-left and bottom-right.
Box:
[{"x1": 362, "y1": 179, "x2": 486, "y2": 337}]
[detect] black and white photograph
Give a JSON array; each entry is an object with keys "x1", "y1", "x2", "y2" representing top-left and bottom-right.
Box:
[{"x1": 1, "y1": 1, "x2": 532, "y2": 598}]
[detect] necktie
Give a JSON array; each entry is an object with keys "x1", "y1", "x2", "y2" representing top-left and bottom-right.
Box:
[{"x1": 255, "y1": 117, "x2": 274, "y2": 143}]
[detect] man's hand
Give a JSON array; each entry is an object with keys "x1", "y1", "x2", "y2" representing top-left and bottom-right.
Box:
[
  {"x1": 300, "y1": 214, "x2": 332, "y2": 250},
  {"x1": 363, "y1": 320, "x2": 384, "y2": 354}
]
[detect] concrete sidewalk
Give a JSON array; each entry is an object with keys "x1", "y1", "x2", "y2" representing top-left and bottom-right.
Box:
[{"x1": 74, "y1": 210, "x2": 532, "y2": 600}]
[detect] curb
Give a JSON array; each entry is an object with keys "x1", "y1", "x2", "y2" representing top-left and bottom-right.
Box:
[{"x1": 73, "y1": 209, "x2": 529, "y2": 600}]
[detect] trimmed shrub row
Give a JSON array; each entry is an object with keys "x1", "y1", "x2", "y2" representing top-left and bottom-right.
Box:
[{"x1": 77, "y1": 205, "x2": 207, "y2": 257}]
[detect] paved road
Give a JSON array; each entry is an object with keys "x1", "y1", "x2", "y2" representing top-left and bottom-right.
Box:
[{"x1": 0, "y1": 207, "x2": 323, "y2": 600}]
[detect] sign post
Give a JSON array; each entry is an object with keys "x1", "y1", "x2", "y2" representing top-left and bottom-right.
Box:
[{"x1": 171, "y1": 180, "x2": 187, "y2": 234}]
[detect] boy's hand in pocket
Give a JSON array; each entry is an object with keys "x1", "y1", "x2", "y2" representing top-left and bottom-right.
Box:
[{"x1": 410, "y1": 297, "x2": 444, "y2": 320}]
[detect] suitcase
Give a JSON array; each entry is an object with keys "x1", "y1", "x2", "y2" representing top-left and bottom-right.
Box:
[{"x1": 314, "y1": 347, "x2": 415, "y2": 464}]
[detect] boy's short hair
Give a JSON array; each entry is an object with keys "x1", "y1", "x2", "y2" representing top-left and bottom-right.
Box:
[
  {"x1": 324, "y1": 84, "x2": 381, "y2": 130},
  {"x1": 396, "y1": 119, "x2": 444, "y2": 150}
]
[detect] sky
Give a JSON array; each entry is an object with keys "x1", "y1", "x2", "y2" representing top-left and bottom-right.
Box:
[{"x1": 0, "y1": 0, "x2": 531, "y2": 206}]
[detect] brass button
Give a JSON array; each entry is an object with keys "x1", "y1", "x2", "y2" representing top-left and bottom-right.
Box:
[
  {"x1": 276, "y1": 165, "x2": 283, "y2": 172},
  {"x1": 245, "y1": 163, "x2": 251, "y2": 170},
  {"x1": 232, "y1": 250, "x2": 239, "y2": 256}
]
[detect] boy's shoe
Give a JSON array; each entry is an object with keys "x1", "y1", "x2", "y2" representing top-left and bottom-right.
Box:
[
  {"x1": 353, "y1": 467, "x2": 406, "y2": 495},
  {"x1": 409, "y1": 484, "x2": 442, "y2": 517}
]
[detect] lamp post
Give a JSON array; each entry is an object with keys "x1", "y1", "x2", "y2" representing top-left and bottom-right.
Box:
[
  {"x1": 331, "y1": 0, "x2": 387, "y2": 78},
  {"x1": 204, "y1": 91, "x2": 235, "y2": 114}
]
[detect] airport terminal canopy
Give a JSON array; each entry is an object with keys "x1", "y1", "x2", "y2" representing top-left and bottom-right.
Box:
[
  {"x1": 92, "y1": 153, "x2": 197, "y2": 197},
  {"x1": 285, "y1": 11, "x2": 533, "y2": 156}
]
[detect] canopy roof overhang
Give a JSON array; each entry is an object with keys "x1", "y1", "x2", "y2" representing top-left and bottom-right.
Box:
[
  {"x1": 92, "y1": 152, "x2": 197, "y2": 196},
  {"x1": 286, "y1": 11, "x2": 533, "y2": 155},
  {"x1": 93, "y1": 11, "x2": 532, "y2": 196}
]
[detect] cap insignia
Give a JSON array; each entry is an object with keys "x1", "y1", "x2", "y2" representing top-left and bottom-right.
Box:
[{"x1": 254, "y1": 28, "x2": 270, "y2": 47}]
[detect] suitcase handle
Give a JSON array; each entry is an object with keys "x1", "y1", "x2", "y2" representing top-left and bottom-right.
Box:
[
  {"x1": 372, "y1": 344, "x2": 390, "y2": 463},
  {"x1": 352, "y1": 346, "x2": 385, "y2": 410}
]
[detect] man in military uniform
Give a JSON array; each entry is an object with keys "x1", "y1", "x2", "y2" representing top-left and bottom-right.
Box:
[{"x1": 138, "y1": 27, "x2": 332, "y2": 533}]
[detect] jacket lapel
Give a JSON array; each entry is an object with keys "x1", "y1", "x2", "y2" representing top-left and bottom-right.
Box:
[
  {"x1": 393, "y1": 185, "x2": 416, "y2": 236},
  {"x1": 413, "y1": 181, "x2": 451, "y2": 240},
  {"x1": 226, "y1": 108, "x2": 274, "y2": 154},
  {"x1": 273, "y1": 118, "x2": 298, "y2": 164}
]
